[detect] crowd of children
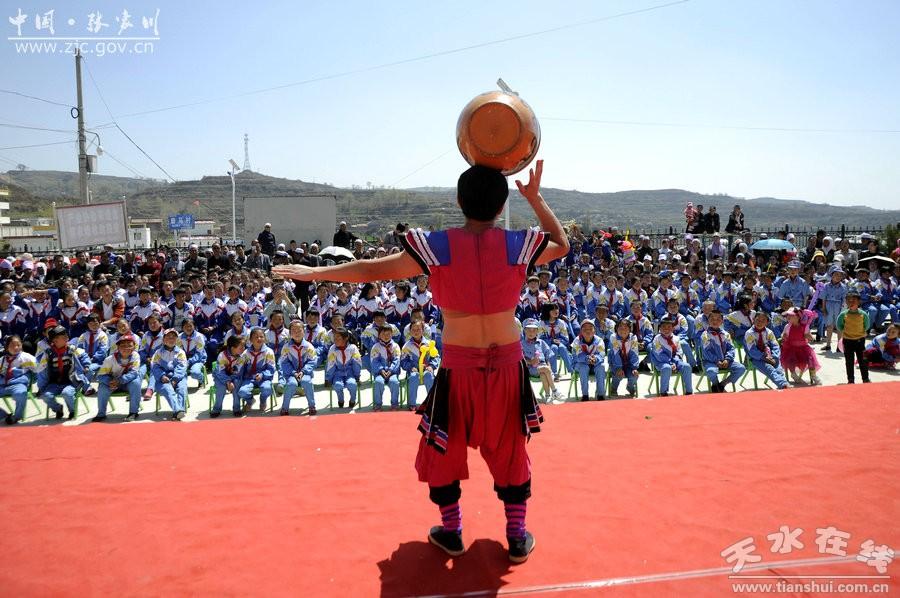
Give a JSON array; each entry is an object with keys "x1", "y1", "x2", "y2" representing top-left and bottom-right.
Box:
[{"x1": 0, "y1": 229, "x2": 897, "y2": 425}]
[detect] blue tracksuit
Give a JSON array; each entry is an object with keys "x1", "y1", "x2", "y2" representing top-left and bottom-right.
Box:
[
  {"x1": 212, "y1": 351, "x2": 244, "y2": 413},
  {"x1": 96, "y1": 350, "x2": 142, "y2": 416},
  {"x1": 279, "y1": 340, "x2": 317, "y2": 411},
  {"x1": 325, "y1": 343, "x2": 363, "y2": 406},
  {"x1": 571, "y1": 334, "x2": 607, "y2": 398},
  {"x1": 700, "y1": 328, "x2": 746, "y2": 388},
  {"x1": 238, "y1": 347, "x2": 276, "y2": 410},
  {"x1": 178, "y1": 331, "x2": 207, "y2": 384},
  {"x1": 370, "y1": 340, "x2": 401, "y2": 408},
  {"x1": 0, "y1": 352, "x2": 37, "y2": 422},
  {"x1": 607, "y1": 333, "x2": 639, "y2": 396},
  {"x1": 650, "y1": 333, "x2": 693, "y2": 395},
  {"x1": 744, "y1": 327, "x2": 788, "y2": 389},
  {"x1": 400, "y1": 338, "x2": 439, "y2": 408},
  {"x1": 151, "y1": 345, "x2": 188, "y2": 413},
  {"x1": 36, "y1": 346, "x2": 91, "y2": 414}
]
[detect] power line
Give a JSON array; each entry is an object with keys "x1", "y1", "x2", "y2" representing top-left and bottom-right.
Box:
[
  {"x1": 101, "y1": 148, "x2": 148, "y2": 179},
  {"x1": 82, "y1": 57, "x2": 177, "y2": 182},
  {"x1": 0, "y1": 139, "x2": 76, "y2": 151},
  {"x1": 0, "y1": 88, "x2": 73, "y2": 108},
  {"x1": 391, "y1": 149, "x2": 454, "y2": 187},
  {"x1": 90, "y1": 0, "x2": 691, "y2": 125},
  {"x1": 542, "y1": 117, "x2": 900, "y2": 135},
  {"x1": 0, "y1": 121, "x2": 73, "y2": 134}
]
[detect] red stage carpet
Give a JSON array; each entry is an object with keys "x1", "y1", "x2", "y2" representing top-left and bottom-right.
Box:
[{"x1": 2, "y1": 382, "x2": 898, "y2": 597}]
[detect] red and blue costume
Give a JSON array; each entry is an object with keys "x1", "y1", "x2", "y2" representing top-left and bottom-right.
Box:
[{"x1": 401, "y1": 226, "x2": 547, "y2": 522}]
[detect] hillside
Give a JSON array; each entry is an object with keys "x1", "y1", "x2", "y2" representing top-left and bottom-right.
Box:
[{"x1": 4, "y1": 169, "x2": 898, "y2": 236}]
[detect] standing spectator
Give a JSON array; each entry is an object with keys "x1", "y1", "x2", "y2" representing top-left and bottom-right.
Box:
[
  {"x1": 45, "y1": 255, "x2": 71, "y2": 282},
  {"x1": 183, "y1": 245, "x2": 208, "y2": 272},
  {"x1": 92, "y1": 251, "x2": 118, "y2": 278},
  {"x1": 705, "y1": 233, "x2": 727, "y2": 262},
  {"x1": 800, "y1": 236, "x2": 819, "y2": 264},
  {"x1": 724, "y1": 205, "x2": 745, "y2": 234},
  {"x1": 207, "y1": 244, "x2": 230, "y2": 271},
  {"x1": 858, "y1": 235, "x2": 881, "y2": 261},
  {"x1": 244, "y1": 244, "x2": 271, "y2": 272},
  {"x1": 704, "y1": 206, "x2": 720, "y2": 234},
  {"x1": 687, "y1": 204, "x2": 705, "y2": 234},
  {"x1": 69, "y1": 252, "x2": 92, "y2": 279},
  {"x1": 635, "y1": 236, "x2": 653, "y2": 262},
  {"x1": 352, "y1": 239, "x2": 365, "y2": 260},
  {"x1": 383, "y1": 223, "x2": 407, "y2": 250},
  {"x1": 138, "y1": 250, "x2": 163, "y2": 289},
  {"x1": 835, "y1": 238, "x2": 859, "y2": 271},
  {"x1": 332, "y1": 221, "x2": 357, "y2": 249},
  {"x1": 165, "y1": 250, "x2": 184, "y2": 275},
  {"x1": 257, "y1": 223, "x2": 277, "y2": 256}
]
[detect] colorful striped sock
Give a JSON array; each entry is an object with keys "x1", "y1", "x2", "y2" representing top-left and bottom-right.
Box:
[
  {"x1": 505, "y1": 502, "x2": 527, "y2": 540},
  {"x1": 440, "y1": 502, "x2": 461, "y2": 534}
]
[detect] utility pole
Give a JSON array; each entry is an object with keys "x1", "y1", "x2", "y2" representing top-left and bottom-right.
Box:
[{"x1": 75, "y1": 49, "x2": 89, "y2": 204}]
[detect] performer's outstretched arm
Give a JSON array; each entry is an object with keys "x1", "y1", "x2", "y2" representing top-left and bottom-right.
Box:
[
  {"x1": 515, "y1": 160, "x2": 569, "y2": 264},
  {"x1": 273, "y1": 251, "x2": 421, "y2": 283}
]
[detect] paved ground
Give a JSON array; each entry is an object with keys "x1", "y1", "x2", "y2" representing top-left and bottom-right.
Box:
[{"x1": 8, "y1": 338, "x2": 898, "y2": 426}]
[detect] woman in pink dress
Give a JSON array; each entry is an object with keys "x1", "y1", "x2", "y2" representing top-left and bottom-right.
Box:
[{"x1": 779, "y1": 307, "x2": 822, "y2": 385}]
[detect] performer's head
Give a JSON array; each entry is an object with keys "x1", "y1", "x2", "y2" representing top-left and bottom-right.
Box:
[{"x1": 457, "y1": 165, "x2": 508, "y2": 222}]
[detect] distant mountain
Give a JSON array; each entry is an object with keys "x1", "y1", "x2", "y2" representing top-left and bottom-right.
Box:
[{"x1": 4, "y1": 169, "x2": 898, "y2": 236}]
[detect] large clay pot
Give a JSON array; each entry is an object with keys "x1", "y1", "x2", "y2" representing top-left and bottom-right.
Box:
[{"x1": 456, "y1": 91, "x2": 540, "y2": 176}]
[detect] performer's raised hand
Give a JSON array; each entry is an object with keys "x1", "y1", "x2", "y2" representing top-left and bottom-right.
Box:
[
  {"x1": 515, "y1": 159, "x2": 543, "y2": 204},
  {"x1": 273, "y1": 264, "x2": 317, "y2": 282}
]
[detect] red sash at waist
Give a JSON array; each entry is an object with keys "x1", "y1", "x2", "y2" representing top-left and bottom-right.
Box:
[{"x1": 440, "y1": 342, "x2": 523, "y2": 369}]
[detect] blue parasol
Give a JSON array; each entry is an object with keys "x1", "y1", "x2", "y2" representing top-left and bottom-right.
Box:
[{"x1": 750, "y1": 239, "x2": 795, "y2": 251}]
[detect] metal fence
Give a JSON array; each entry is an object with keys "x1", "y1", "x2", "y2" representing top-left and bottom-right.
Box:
[{"x1": 607, "y1": 225, "x2": 888, "y2": 251}]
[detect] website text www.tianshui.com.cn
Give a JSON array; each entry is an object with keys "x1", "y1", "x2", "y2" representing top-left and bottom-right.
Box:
[
  {"x1": 731, "y1": 579, "x2": 890, "y2": 594},
  {"x1": 11, "y1": 39, "x2": 154, "y2": 57}
]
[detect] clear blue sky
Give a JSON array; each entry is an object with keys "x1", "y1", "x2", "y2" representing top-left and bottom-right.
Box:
[{"x1": 2, "y1": 0, "x2": 899, "y2": 209}]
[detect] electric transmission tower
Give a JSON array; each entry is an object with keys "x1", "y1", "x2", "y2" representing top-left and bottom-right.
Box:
[{"x1": 242, "y1": 133, "x2": 252, "y2": 172}]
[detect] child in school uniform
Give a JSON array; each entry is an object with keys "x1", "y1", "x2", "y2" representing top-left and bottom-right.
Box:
[
  {"x1": 570, "y1": 319, "x2": 606, "y2": 401},
  {"x1": 387, "y1": 281, "x2": 416, "y2": 330},
  {"x1": 151, "y1": 329, "x2": 189, "y2": 420},
  {"x1": 238, "y1": 327, "x2": 277, "y2": 412},
  {"x1": 836, "y1": 291, "x2": 871, "y2": 384},
  {"x1": 178, "y1": 318, "x2": 207, "y2": 387},
  {"x1": 76, "y1": 313, "x2": 109, "y2": 395},
  {"x1": 724, "y1": 295, "x2": 755, "y2": 350},
  {"x1": 780, "y1": 306, "x2": 822, "y2": 385},
  {"x1": 279, "y1": 319, "x2": 318, "y2": 415},
  {"x1": 402, "y1": 308, "x2": 433, "y2": 344},
  {"x1": 211, "y1": 335, "x2": 246, "y2": 417},
  {"x1": 608, "y1": 319, "x2": 639, "y2": 398},
  {"x1": 539, "y1": 303, "x2": 573, "y2": 381},
  {"x1": 819, "y1": 266, "x2": 848, "y2": 353},
  {"x1": 223, "y1": 310, "x2": 249, "y2": 346},
  {"x1": 591, "y1": 304, "x2": 616, "y2": 355},
  {"x1": 325, "y1": 328, "x2": 362, "y2": 409},
  {"x1": 264, "y1": 310, "x2": 290, "y2": 362},
  {"x1": 401, "y1": 320, "x2": 439, "y2": 410},
  {"x1": 138, "y1": 312, "x2": 165, "y2": 400},
  {"x1": 864, "y1": 323, "x2": 898, "y2": 369},
  {"x1": 93, "y1": 333, "x2": 142, "y2": 422},
  {"x1": 36, "y1": 326, "x2": 91, "y2": 419},
  {"x1": 0, "y1": 335, "x2": 37, "y2": 425},
  {"x1": 744, "y1": 312, "x2": 789, "y2": 390},
  {"x1": 303, "y1": 308, "x2": 330, "y2": 366},
  {"x1": 650, "y1": 315, "x2": 694, "y2": 396},
  {"x1": 624, "y1": 301, "x2": 654, "y2": 372},
  {"x1": 700, "y1": 309, "x2": 746, "y2": 393},
  {"x1": 522, "y1": 318, "x2": 565, "y2": 403},
  {"x1": 370, "y1": 324, "x2": 402, "y2": 411},
  {"x1": 665, "y1": 298, "x2": 700, "y2": 373}
]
